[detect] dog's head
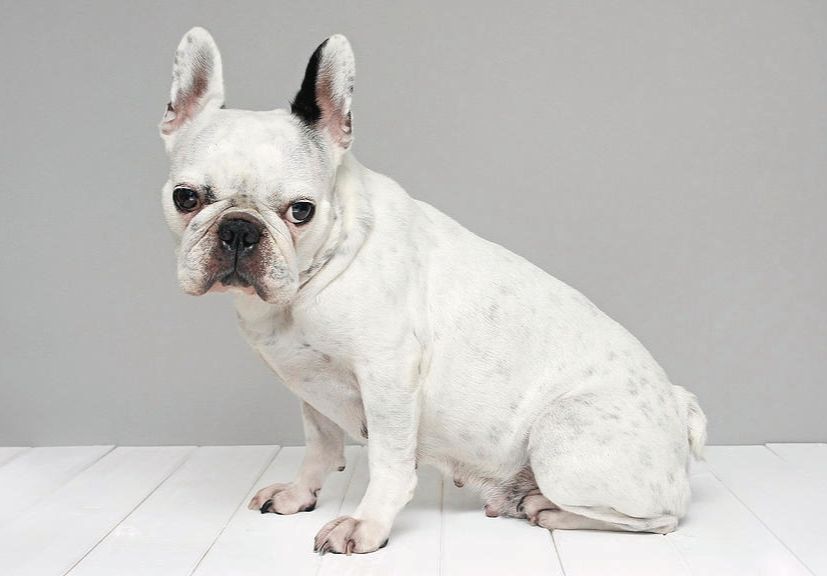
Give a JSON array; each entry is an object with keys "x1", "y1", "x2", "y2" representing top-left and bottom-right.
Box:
[{"x1": 159, "y1": 28, "x2": 355, "y2": 305}]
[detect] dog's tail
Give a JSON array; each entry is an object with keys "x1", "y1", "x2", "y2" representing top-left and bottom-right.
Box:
[{"x1": 673, "y1": 385, "x2": 707, "y2": 460}]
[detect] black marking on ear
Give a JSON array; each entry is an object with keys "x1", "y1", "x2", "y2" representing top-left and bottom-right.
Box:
[{"x1": 291, "y1": 39, "x2": 328, "y2": 125}]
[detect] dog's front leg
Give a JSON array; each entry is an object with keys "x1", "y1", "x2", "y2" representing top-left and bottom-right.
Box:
[
  {"x1": 314, "y1": 356, "x2": 419, "y2": 555},
  {"x1": 249, "y1": 402, "x2": 345, "y2": 514}
]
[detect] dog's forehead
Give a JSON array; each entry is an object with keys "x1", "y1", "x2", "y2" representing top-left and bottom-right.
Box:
[{"x1": 170, "y1": 109, "x2": 327, "y2": 195}]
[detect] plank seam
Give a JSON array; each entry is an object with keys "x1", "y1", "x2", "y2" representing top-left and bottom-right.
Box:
[
  {"x1": 437, "y1": 474, "x2": 445, "y2": 576},
  {"x1": 0, "y1": 447, "x2": 31, "y2": 469},
  {"x1": 703, "y1": 447, "x2": 817, "y2": 576},
  {"x1": 61, "y1": 445, "x2": 118, "y2": 485},
  {"x1": 0, "y1": 446, "x2": 117, "y2": 530},
  {"x1": 765, "y1": 443, "x2": 827, "y2": 464},
  {"x1": 62, "y1": 446, "x2": 198, "y2": 576},
  {"x1": 20, "y1": 446, "x2": 118, "y2": 525},
  {"x1": 662, "y1": 532, "x2": 696, "y2": 576},
  {"x1": 550, "y1": 531, "x2": 568, "y2": 576},
  {"x1": 765, "y1": 443, "x2": 791, "y2": 462},
  {"x1": 186, "y1": 445, "x2": 283, "y2": 576}
]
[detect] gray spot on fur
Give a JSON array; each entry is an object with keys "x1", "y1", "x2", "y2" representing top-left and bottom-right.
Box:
[{"x1": 562, "y1": 410, "x2": 592, "y2": 434}]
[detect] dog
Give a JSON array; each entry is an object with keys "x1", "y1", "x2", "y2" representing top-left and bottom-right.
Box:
[{"x1": 159, "y1": 28, "x2": 707, "y2": 555}]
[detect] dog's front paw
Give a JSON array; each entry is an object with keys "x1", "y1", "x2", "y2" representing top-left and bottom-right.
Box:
[
  {"x1": 248, "y1": 483, "x2": 318, "y2": 515},
  {"x1": 313, "y1": 516, "x2": 389, "y2": 555}
]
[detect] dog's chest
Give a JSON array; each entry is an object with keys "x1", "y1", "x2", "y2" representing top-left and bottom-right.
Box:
[{"x1": 234, "y1": 298, "x2": 366, "y2": 439}]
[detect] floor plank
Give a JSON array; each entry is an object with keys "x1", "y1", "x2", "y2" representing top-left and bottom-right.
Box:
[
  {"x1": 192, "y1": 446, "x2": 361, "y2": 576},
  {"x1": 705, "y1": 445, "x2": 827, "y2": 575},
  {"x1": 67, "y1": 446, "x2": 277, "y2": 576},
  {"x1": 666, "y1": 460, "x2": 812, "y2": 576},
  {"x1": 767, "y1": 443, "x2": 827, "y2": 477},
  {"x1": 0, "y1": 446, "x2": 113, "y2": 527},
  {"x1": 0, "y1": 446, "x2": 194, "y2": 576},
  {"x1": 0, "y1": 447, "x2": 29, "y2": 468},
  {"x1": 441, "y1": 478, "x2": 564, "y2": 576},
  {"x1": 553, "y1": 530, "x2": 690, "y2": 576},
  {"x1": 318, "y1": 460, "x2": 443, "y2": 576}
]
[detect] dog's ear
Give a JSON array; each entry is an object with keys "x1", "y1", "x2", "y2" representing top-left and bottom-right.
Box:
[
  {"x1": 291, "y1": 35, "x2": 355, "y2": 153},
  {"x1": 160, "y1": 27, "x2": 224, "y2": 140}
]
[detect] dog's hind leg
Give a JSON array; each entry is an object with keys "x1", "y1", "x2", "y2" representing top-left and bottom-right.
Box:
[
  {"x1": 526, "y1": 392, "x2": 690, "y2": 534},
  {"x1": 481, "y1": 466, "x2": 552, "y2": 519}
]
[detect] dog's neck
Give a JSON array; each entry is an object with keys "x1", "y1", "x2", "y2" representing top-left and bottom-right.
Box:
[{"x1": 298, "y1": 152, "x2": 371, "y2": 289}]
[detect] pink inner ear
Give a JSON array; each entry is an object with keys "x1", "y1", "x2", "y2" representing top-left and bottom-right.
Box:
[
  {"x1": 161, "y1": 51, "x2": 219, "y2": 136},
  {"x1": 315, "y1": 67, "x2": 353, "y2": 148}
]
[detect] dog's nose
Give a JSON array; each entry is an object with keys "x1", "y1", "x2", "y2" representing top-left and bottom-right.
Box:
[{"x1": 218, "y1": 218, "x2": 262, "y2": 253}]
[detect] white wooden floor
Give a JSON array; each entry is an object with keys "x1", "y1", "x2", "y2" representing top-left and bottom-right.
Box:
[{"x1": 0, "y1": 445, "x2": 824, "y2": 576}]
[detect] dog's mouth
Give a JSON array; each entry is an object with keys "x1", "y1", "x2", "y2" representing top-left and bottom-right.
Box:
[
  {"x1": 205, "y1": 268, "x2": 259, "y2": 297},
  {"x1": 221, "y1": 270, "x2": 252, "y2": 288}
]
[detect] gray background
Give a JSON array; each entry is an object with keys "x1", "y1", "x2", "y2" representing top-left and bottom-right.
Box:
[{"x1": 1, "y1": 1, "x2": 824, "y2": 446}]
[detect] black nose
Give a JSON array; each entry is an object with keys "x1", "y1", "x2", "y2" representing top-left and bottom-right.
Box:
[{"x1": 218, "y1": 218, "x2": 262, "y2": 253}]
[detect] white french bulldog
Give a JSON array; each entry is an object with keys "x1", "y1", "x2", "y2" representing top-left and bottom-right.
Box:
[{"x1": 160, "y1": 28, "x2": 707, "y2": 554}]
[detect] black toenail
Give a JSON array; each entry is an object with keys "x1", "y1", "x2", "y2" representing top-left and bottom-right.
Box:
[
  {"x1": 517, "y1": 494, "x2": 528, "y2": 512},
  {"x1": 259, "y1": 499, "x2": 273, "y2": 514}
]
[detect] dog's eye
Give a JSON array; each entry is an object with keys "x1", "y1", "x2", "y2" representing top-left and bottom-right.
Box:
[
  {"x1": 286, "y1": 201, "x2": 315, "y2": 225},
  {"x1": 173, "y1": 187, "x2": 201, "y2": 213}
]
